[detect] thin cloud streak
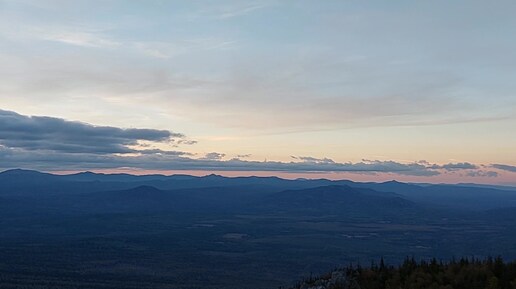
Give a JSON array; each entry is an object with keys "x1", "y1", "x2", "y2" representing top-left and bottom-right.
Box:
[
  {"x1": 36, "y1": 28, "x2": 120, "y2": 48},
  {"x1": 217, "y1": 2, "x2": 271, "y2": 19}
]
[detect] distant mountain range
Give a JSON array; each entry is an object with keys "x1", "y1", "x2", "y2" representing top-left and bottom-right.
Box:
[{"x1": 2, "y1": 168, "x2": 516, "y2": 210}]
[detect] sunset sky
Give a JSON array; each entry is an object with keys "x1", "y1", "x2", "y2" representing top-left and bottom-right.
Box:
[{"x1": 1, "y1": 0, "x2": 515, "y2": 184}]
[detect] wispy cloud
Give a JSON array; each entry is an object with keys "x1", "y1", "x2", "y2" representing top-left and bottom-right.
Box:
[
  {"x1": 132, "y1": 38, "x2": 237, "y2": 59},
  {"x1": 36, "y1": 28, "x2": 120, "y2": 48},
  {"x1": 217, "y1": 2, "x2": 272, "y2": 19},
  {"x1": 2, "y1": 20, "x2": 234, "y2": 58},
  {"x1": 2, "y1": 2, "x2": 513, "y2": 131},
  {"x1": 187, "y1": 1, "x2": 275, "y2": 20}
]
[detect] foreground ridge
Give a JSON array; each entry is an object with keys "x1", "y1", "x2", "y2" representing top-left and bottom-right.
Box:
[{"x1": 286, "y1": 257, "x2": 516, "y2": 289}]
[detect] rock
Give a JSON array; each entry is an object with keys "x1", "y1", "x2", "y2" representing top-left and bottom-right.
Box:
[{"x1": 290, "y1": 269, "x2": 350, "y2": 289}]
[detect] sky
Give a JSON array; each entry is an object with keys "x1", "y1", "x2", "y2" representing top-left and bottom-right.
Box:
[{"x1": 0, "y1": 0, "x2": 515, "y2": 184}]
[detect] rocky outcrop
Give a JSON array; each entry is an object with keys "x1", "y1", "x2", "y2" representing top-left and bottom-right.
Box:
[{"x1": 289, "y1": 270, "x2": 359, "y2": 289}]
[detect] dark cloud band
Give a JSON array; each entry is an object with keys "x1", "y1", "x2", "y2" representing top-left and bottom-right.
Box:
[
  {"x1": 492, "y1": 164, "x2": 516, "y2": 173},
  {"x1": 1, "y1": 146, "x2": 510, "y2": 177},
  {"x1": 0, "y1": 109, "x2": 185, "y2": 154}
]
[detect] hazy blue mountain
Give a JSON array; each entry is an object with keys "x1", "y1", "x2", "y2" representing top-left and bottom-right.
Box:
[
  {"x1": 335, "y1": 180, "x2": 516, "y2": 210},
  {"x1": 252, "y1": 185, "x2": 430, "y2": 221},
  {"x1": 457, "y1": 183, "x2": 516, "y2": 191},
  {"x1": 398, "y1": 184, "x2": 516, "y2": 210},
  {"x1": 2, "y1": 169, "x2": 516, "y2": 211},
  {"x1": 66, "y1": 185, "x2": 243, "y2": 213},
  {"x1": 62, "y1": 171, "x2": 174, "y2": 182},
  {"x1": 63, "y1": 185, "x2": 185, "y2": 214}
]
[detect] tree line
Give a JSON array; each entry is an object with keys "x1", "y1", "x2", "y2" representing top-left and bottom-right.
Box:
[{"x1": 291, "y1": 256, "x2": 516, "y2": 289}]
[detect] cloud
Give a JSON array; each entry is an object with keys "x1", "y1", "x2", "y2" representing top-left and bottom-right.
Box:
[
  {"x1": 217, "y1": 2, "x2": 271, "y2": 19},
  {"x1": 466, "y1": 170, "x2": 498, "y2": 178},
  {"x1": 202, "y1": 152, "x2": 226, "y2": 160},
  {"x1": 292, "y1": 156, "x2": 336, "y2": 164},
  {"x1": 136, "y1": 149, "x2": 194, "y2": 156},
  {"x1": 492, "y1": 164, "x2": 516, "y2": 173},
  {"x1": 132, "y1": 38, "x2": 237, "y2": 59},
  {"x1": 430, "y1": 162, "x2": 478, "y2": 171},
  {"x1": 345, "y1": 160, "x2": 440, "y2": 176},
  {"x1": 0, "y1": 110, "x2": 187, "y2": 154},
  {"x1": 0, "y1": 144, "x2": 503, "y2": 177},
  {"x1": 177, "y1": 139, "x2": 198, "y2": 145},
  {"x1": 0, "y1": 143, "x2": 442, "y2": 176},
  {"x1": 36, "y1": 28, "x2": 120, "y2": 48},
  {"x1": 189, "y1": 1, "x2": 274, "y2": 20}
]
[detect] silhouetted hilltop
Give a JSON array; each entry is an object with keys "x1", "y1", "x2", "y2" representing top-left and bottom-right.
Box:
[{"x1": 0, "y1": 168, "x2": 57, "y2": 181}]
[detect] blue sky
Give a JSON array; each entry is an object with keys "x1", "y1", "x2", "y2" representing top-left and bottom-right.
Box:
[{"x1": 0, "y1": 0, "x2": 515, "y2": 184}]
